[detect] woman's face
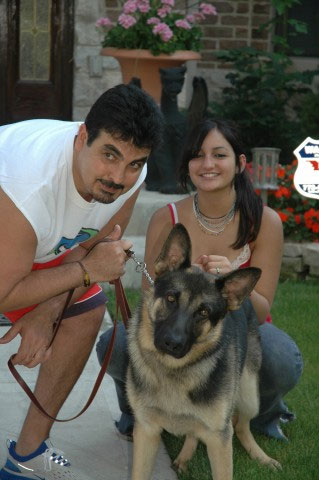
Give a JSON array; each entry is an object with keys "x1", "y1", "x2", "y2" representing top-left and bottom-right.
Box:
[{"x1": 188, "y1": 128, "x2": 245, "y2": 193}]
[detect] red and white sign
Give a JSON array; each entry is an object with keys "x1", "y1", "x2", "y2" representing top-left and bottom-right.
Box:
[{"x1": 293, "y1": 137, "x2": 319, "y2": 200}]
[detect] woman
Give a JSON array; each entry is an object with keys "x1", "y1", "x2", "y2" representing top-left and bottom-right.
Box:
[{"x1": 97, "y1": 119, "x2": 303, "y2": 441}]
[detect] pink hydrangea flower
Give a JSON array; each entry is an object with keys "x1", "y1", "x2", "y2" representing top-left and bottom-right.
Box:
[
  {"x1": 118, "y1": 14, "x2": 137, "y2": 29},
  {"x1": 200, "y1": 3, "x2": 217, "y2": 16},
  {"x1": 161, "y1": 0, "x2": 175, "y2": 6},
  {"x1": 157, "y1": 5, "x2": 172, "y2": 18},
  {"x1": 95, "y1": 17, "x2": 113, "y2": 28},
  {"x1": 152, "y1": 22, "x2": 173, "y2": 42},
  {"x1": 175, "y1": 19, "x2": 191, "y2": 30},
  {"x1": 186, "y1": 14, "x2": 196, "y2": 24},
  {"x1": 123, "y1": 0, "x2": 138, "y2": 14},
  {"x1": 97, "y1": 0, "x2": 219, "y2": 55},
  {"x1": 193, "y1": 11, "x2": 206, "y2": 22},
  {"x1": 147, "y1": 17, "x2": 161, "y2": 25},
  {"x1": 137, "y1": 0, "x2": 151, "y2": 13}
]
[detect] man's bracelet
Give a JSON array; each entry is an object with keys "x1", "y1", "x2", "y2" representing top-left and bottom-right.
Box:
[{"x1": 77, "y1": 261, "x2": 91, "y2": 287}]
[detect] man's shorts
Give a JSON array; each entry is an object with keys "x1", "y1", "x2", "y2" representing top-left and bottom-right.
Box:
[{"x1": 4, "y1": 250, "x2": 107, "y2": 323}]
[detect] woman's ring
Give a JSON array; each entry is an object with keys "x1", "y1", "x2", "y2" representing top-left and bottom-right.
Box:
[{"x1": 216, "y1": 267, "x2": 221, "y2": 275}]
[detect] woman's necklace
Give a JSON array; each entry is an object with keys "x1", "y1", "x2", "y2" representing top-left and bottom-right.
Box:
[{"x1": 193, "y1": 193, "x2": 236, "y2": 235}]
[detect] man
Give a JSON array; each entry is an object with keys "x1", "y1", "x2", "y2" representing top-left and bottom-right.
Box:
[{"x1": 0, "y1": 84, "x2": 163, "y2": 480}]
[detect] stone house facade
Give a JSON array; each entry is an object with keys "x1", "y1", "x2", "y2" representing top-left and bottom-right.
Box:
[{"x1": 73, "y1": 0, "x2": 318, "y2": 120}]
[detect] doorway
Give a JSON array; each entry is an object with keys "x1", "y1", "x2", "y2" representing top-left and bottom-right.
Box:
[{"x1": 0, "y1": 0, "x2": 74, "y2": 125}]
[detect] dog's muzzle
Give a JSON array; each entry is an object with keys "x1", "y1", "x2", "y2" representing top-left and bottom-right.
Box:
[{"x1": 155, "y1": 320, "x2": 191, "y2": 358}]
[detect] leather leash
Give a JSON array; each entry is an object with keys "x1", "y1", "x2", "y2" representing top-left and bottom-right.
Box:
[{"x1": 7, "y1": 242, "x2": 132, "y2": 422}]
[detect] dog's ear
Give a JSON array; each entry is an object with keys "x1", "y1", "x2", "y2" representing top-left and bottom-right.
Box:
[
  {"x1": 154, "y1": 223, "x2": 192, "y2": 277},
  {"x1": 215, "y1": 267, "x2": 261, "y2": 310}
]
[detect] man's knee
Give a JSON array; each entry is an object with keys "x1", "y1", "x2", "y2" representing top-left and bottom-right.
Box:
[
  {"x1": 96, "y1": 323, "x2": 128, "y2": 380},
  {"x1": 90, "y1": 304, "x2": 106, "y2": 330},
  {"x1": 62, "y1": 304, "x2": 105, "y2": 338}
]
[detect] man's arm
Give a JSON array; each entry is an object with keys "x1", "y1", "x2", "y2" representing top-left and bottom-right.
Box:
[
  {"x1": 0, "y1": 187, "x2": 140, "y2": 312},
  {"x1": 0, "y1": 186, "x2": 140, "y2": 367},
  {"x1": 26, "y1": 187, "x2": 141, "y2": 315}
]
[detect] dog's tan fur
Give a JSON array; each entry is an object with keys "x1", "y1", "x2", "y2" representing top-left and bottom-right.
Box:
[{"x1": 127, "y1": 224, "x2": 281, "y2": 480}]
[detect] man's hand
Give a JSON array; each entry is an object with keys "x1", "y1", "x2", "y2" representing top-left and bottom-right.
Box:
[
  {"x1": 0, "y1": 306, "x2": 54, "y2": 367},
  {"x1": 81, "y1": 224, "x2": 132, "y2": 283}
]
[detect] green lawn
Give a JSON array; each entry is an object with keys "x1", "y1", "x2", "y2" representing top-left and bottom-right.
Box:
[{"x1": 106, "y1": 279, "x2": 319, "y2": 479}]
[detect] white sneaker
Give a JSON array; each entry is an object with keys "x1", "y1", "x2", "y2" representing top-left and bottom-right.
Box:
[{"x1": 0, "y1": 439, "x2": 88, "y2": 479}]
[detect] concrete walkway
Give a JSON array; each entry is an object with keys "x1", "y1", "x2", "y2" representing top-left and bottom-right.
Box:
[{"x1": 0, "y1": 325, "x2": 177, "y2": 480}]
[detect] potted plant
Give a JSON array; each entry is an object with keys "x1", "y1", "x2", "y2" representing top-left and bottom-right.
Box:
[{"x1": 96, "y1": 0, "x2": 217, "y2": 102}]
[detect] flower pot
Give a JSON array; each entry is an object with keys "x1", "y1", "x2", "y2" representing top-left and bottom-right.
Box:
[{"x1": 101, "y1": 47, "x2": 201, "y2": 104}]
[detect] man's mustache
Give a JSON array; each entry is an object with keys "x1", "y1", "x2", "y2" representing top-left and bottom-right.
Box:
[{"x1": 99, "y1": 179, "x2": 124, "y2": 190}]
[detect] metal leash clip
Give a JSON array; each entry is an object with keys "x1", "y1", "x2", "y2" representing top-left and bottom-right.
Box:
[{"x1": 125, "y1": 249, "x2": 154, "y2": 286}]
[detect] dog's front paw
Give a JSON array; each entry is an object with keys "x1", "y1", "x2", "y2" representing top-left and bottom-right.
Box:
[
  {"x1": 172, "y1": 458, "x2": 188, "y2": 474},
  {"x1": 265, "y1": 457, "x2": 282, "y2": 471}
]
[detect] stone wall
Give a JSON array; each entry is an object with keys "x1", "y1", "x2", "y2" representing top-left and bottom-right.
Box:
[
  {"x1": 72, "y1": 0, "x2": 122, "y2": 121},
  {"x1": 281, "y1": 243, "x2": 319, "y2": 280}
]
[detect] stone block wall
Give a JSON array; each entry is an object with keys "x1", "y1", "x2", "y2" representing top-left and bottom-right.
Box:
[
  {"x1": 281, "y1": 242, "x2": 319, "y2": 280},
  {"x1": 72, "y1": 0, "x2": 122, "y2": 121}
]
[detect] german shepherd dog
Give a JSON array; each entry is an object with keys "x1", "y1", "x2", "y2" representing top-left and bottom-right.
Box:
[{"x1": 127, "y1": 224, "x2": 281, "y2": 480}]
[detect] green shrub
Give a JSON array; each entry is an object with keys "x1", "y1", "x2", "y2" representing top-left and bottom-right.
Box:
[
  {"x1": 298, "y1": 88, "x2": 319, "y2": 140},
  {"x1": 209, "y1": 0, "x2": 319, "y2": 163},
  {"x1": 209, "y1": 47, "x2": 317, "y2": 162},
  {"x1": 265, "y1": 161, "x2": 319, "y2": 241}
]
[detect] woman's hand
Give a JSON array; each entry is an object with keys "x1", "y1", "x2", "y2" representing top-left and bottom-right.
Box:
[{"x1": 194, "y1": 254, "x2": 232, "y2": 276}]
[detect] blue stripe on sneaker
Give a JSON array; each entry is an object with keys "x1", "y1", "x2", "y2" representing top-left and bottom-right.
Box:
[
  {"x1": 0, "y1": 468, "x2": 44, "y2": 480},
  {"x1": 4, "y1": 460, "x2": 20, "y2": 473},
  {"x1": 8, "y1": 441, "x2": 47, "y2": 463}
]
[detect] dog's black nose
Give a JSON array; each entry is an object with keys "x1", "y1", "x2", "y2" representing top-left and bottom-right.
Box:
[{"x1": 161, "y1": 333, "x2": 187, "y2": 358}]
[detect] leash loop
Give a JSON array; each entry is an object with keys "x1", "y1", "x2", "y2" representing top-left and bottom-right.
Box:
[{"x1": 126, "y1": 250, "x2": 154, "y2": 286}]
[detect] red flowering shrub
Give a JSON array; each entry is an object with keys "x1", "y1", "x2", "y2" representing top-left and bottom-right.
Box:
[
  {"x1": 267, "y1": 161, "x2": 319, "y2": 242},
  {"x1": 247, "y1": 160, "x2": 319, "y2": 241}
]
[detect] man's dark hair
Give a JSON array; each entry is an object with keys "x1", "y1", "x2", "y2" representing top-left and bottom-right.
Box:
[{"x1": 85, "y1": 84, "x2": 164, "y2": 153}]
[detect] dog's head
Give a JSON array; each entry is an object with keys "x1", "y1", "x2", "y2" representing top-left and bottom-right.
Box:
[{"x1": 149, "y1": 223, "x2": 261, "y2": 360}]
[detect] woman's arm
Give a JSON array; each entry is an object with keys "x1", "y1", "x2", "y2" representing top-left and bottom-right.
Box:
[
  {"x1": 249, "y1": 206, "x2": 284, "y2": 324},
  {"x1": 142, "y1": 206, "x2": 173, "y2": 290}
]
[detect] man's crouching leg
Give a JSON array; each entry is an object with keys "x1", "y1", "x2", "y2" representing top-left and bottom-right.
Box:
[{"x1": 15, "y1": 303, "x2": 105, "y2": 456}]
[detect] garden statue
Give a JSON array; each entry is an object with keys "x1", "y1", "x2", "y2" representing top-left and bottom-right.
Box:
[
  {"x1": 145, "y1": 66, "x2": 187, "y2": 194},
  {"x1": 128, "y1": 77, "x2": 142, "y2": 89},
  {"x1": 145, "y1": 68, "x2": 209, "y2": 193},
  {"x1": 187, "y1": 76, "x2": 208, "y2": 134}
]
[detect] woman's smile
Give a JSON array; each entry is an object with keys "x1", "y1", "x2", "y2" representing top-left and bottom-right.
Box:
[{"x1": 199, "y1": 172, "x2": 219, "y2": 178}]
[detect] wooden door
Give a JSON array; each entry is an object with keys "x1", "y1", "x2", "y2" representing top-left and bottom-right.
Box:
[{"x1": 0, "y1": 0, "x2": 74, "y2": 125}]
